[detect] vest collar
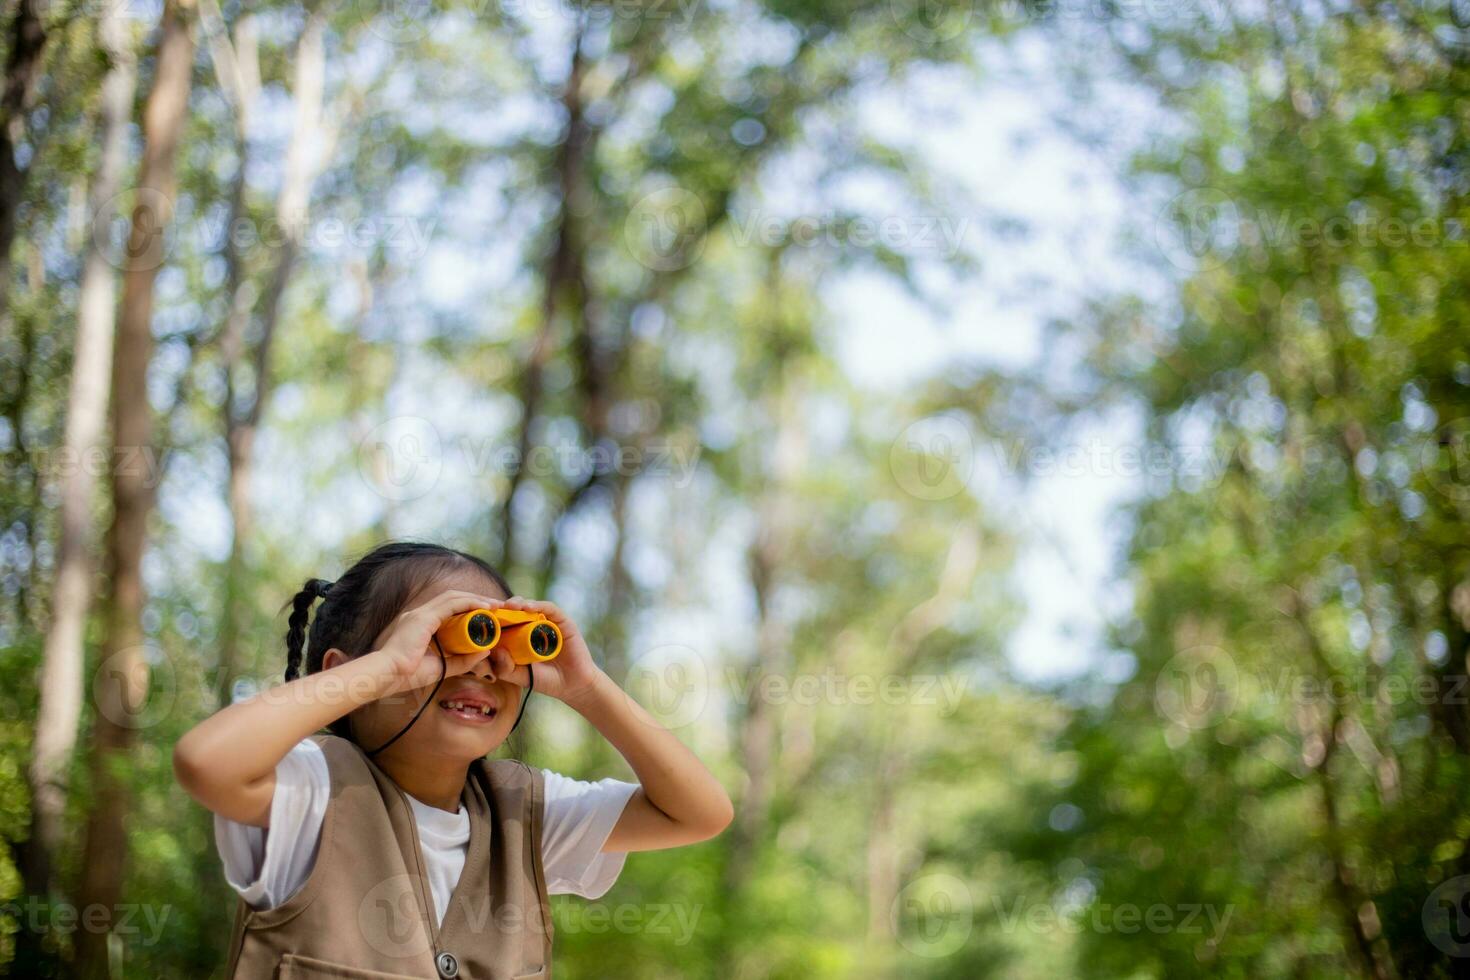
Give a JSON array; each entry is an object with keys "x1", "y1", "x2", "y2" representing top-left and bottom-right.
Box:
[{"x1": 361, "y1": 749, "x2": 494, "y2": 951}]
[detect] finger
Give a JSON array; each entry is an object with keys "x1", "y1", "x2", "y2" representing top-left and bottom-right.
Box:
[
  {"x1": 531, "y1": 602, "x2": 572, "y2": 629},
  {"x1": 444, "y1": 649, "x2": 492, "y2": 677},
  {"x1": 488, "y1": 648, "x2": 529, "y2": 687},
  {"x1": 505, "y1": 596, "x2": 561, "y2": 619},
  {"x1": 415, "y1": 590, "x2": 506, "y2": 624},
  {"x1": 436, "y1": 589, "x2": 507, "y2": 611}
]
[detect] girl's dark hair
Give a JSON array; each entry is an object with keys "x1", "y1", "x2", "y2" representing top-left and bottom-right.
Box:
[{"x1": 284, "y1": 542, "x2": 513, "y2": 737}]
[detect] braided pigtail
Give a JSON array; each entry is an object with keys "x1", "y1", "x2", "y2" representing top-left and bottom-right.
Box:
[{"x1": 284, "y1": 578, "x2": 333, "y2": 681}]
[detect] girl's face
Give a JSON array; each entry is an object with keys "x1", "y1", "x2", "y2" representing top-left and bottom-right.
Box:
[{"x1": 345, "y1": 567, "x2": 522, "y2": 766}]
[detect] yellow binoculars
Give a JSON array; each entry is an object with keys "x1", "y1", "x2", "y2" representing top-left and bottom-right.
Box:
[{"x1": 435, "y1": 608, "x2": 563, "y2": 665}]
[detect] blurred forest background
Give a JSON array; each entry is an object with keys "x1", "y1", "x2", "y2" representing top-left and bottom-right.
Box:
[{"x1": 0, "y1": 0, "x2": 1468, "y2": 976}]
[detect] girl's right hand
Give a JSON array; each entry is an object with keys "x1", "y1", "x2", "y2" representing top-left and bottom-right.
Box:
[
  {"x1": 176, "y1": 588, "x2": 510, "y2": 829},
  {"x1": 366, "y1": 590, "x2": 506, "y2": 696}
]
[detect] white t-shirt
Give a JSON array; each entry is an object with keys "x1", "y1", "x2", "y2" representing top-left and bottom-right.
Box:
[{"x1": 214, "y1": 739, "x2": 639, "y2": 927}]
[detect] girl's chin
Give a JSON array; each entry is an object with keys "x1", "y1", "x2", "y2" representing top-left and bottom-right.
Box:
[
  {"x1": 357, "y1": 711, "x2": 510, "y2": 759},
  {"x1": 423, "y1": 718, "x2": 509, "y2": 753}
]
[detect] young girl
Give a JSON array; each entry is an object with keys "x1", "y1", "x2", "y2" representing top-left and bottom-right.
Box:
[{"x1": 174, "y1": 542, "x2": 733, "y2": 979}]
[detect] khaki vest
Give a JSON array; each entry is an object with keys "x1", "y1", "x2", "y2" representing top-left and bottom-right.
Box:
[{"x1": 225, "y1": 734, "x2": 554, "y2": 980}]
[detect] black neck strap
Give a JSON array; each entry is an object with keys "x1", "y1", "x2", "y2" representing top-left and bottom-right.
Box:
[{"x1": 364, "y1": 638, "x2": 534, "y2": 757}]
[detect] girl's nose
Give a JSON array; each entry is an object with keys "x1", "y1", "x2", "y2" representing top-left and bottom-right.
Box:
[{"x1": 469, "y1": 655, "x2": 494, "y2": 679}]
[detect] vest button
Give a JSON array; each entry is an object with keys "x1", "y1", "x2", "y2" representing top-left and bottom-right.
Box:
[{"x1": 436, "y1": 951, "x2": 460, "y2": 978}]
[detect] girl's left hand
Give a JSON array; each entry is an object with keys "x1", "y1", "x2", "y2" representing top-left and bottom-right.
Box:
[{"x1": 485, "y1": 597, "x2": 605, "y2": 704}]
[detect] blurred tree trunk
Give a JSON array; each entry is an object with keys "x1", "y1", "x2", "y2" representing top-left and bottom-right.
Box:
[
  {"x1": 346, "y1": 254, "x2": 393, "y2": 542},
  {"x1": 567, "y1": 468, "x2": 633, "y2": 773},
  {"x1": 215, "y1": 11, "x2": 326, "y2": 705},
  {"x1": 726, "y1": 375, "x2": 805, "y2": 894},
  {"x1": 1285, "y1": 591, "x2": 1398, "y2": 979},
  {"x1": 200, "y1": 0, "x2": 260, "y2": 707},
  {"x1": 866, "y1": 527, "x2": 979, "y2": 941},
  {"x1": 0, "y1": 0, "x2": 48, "y2": 628},
  {"x1": 74, "y1": 2, "x2": 195, "y2": 975},
  {"x1": 864, "y1": 753, "x2": 900, "y2": 942},
  {"x1": 2, "y1": 303, "x2": 36, "y2": 624},
  {"x1": 499, "y1": 23, "x2": 587, "y2": 574},
  {"x1": 22, "y1": 3, "x2": 137, "y2": 902},
  {"x1": 0, "y1": 0, "x2": 47, "y2": 322},
  {"x1": 598, "y1": 470, "x2": 632, "y2": 673}
]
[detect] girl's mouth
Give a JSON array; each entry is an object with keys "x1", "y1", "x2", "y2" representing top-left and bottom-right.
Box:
[{"x1": 437, "y1": 697, "x2": 498, "y2": 724}]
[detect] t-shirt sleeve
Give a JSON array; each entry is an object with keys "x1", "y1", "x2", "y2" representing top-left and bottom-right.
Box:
[
  {"x1": 212, "y1": 738, "x2": 331, "y2": 910},
  {"x1": 539, "y1": 769, "x2": 639, "y2": 899}
]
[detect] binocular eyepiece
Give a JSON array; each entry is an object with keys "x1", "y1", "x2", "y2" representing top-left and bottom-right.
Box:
[{"x1": 436, "y1": 608, "x2": 563, "y2": 665}]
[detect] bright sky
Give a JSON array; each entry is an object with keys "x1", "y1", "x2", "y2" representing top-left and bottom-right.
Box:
[{"x1": 831, "y1": 29, "x2": 1173, "y2": 684}]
